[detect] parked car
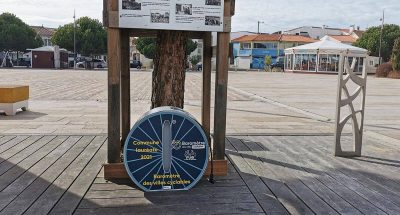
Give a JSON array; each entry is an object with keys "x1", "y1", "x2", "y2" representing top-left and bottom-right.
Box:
[
  {"x1": 77, "y1": 59, "x2": 107, "y2": 69},
  {"x1": 130, "y1": 60, "x2": 142, "y2": 69},
  {"x1": 196, "y1": 63, "x2": 202, "y2": 71},
  {"x1": 17, "y1": 58, "x2": 31, "y2": 67},
  {"x1": 270, "y1": 61, "x2": 284, "y2": 70}
]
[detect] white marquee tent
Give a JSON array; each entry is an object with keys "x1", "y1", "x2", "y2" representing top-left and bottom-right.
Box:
[{"x1": 284, "y1": 36, "x2": 369, "y2": 73}]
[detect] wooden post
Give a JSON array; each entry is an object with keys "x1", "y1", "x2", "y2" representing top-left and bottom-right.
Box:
[
  {"x1": 107, "y1": 0, "x2": 121, "y2": 164},
  {"x1": 104, "y1": 0, "x2": 233, "y2": 178},
  {"x1": 213, "y1": 0, "x2": 231, "y2": 160},
  {"x1": 121, "y1": 29, "x2": 131, "y2": 147},
  {"x1": 202, "y1": 32, "x2": 212, "y2": 144}
]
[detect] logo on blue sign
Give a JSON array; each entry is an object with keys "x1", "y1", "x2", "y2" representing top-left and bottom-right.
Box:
[{"x1": 124, "y1": 107, "x2": 209, "y2": 192}]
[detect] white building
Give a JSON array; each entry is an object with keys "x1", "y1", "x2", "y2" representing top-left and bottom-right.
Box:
[
  {"x1": 283, "y1": 26, "x2": 364, "y2": 40},
  {"x1": 283, "y1": 26, "x2": 343, "y2": 40},
  {"x1": 31, "y1": 25, "x2": 56, "y2": 46},
  {"x1": 284, "y1": 36, "x2": 377, "y2": 74}
]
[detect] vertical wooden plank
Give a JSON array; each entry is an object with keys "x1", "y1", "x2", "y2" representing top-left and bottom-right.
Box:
[
  {"x1": 121, "y1": 29, "x2": 131, "y2": 147},
  {"x1": 108, "y1": 28, "x2": 121, "y2": 163},
  {"x1": 102, "y1": 0, "x2": 108, "y2": 27},
  {"x1": 202, "y1": 32, "x2": 212, "y2": 144},
  {"x1": 108, "y1": 0, "x2": 117, "y2": 11},
  {"x1": 213, "y1": 0, "x2": 231, "y2": 160},
  {"x1": 107, "y1": 0, "x2": 121, "y2": 164}
]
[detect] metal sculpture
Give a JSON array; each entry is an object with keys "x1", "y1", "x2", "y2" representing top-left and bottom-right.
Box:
[{"x1": 335, "y1": 55, "x2": 367, "y2": 157}]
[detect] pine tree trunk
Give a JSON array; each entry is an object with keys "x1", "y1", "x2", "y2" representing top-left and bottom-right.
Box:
[{"x1": 151, "y1": 31, "x2": 188, "y2": 109}]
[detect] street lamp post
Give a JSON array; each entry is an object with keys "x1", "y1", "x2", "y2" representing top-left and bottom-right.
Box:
[
  {"x1": 74, "y1": 9, "x2": 77, "y2": 69},
  {"x1": 258, "y1": 21, "x2": 264, "y2": 34},
  {"x1": 378, "y1": 9, "x2": 385, "y2": 65}
]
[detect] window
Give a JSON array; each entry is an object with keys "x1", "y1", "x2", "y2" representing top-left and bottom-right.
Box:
[
  {"x1": 241, "y1": 43, "x2": 251, "y2": 49},
  {"x1": 254, "y1": 43, "x2": 277, "y2": 49},
  {"x1": 319, "y1": 54, "x2": 328, "y2": 72},
  {"x1": 347, "y1": 57, "x2": 364, "y2": 73},
  {"x1": 294, "y1": 54, "x2": 302, "y2": 70},
  {"x1": 358, "y1": 57, "x2": 364, "y2": 73},
  {"x1": 285, "y1": 54, "x2": 293, "y2": 70},
  {"x1": 369, "y1": 60, "x2": 374, "y2": 66},
  {"x1": 302, "y1": 54, "x2": 309, "y2": 71},
  {"x1": 309, "y1": 54, "x2": 317, "y2": 71},
  {"x1": 329, "y1": 55, "x2": 340, "y2": 72}
]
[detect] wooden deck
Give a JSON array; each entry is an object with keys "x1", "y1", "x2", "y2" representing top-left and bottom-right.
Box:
[{"x1": 0, "y1": 134, "x2": 399, "y2": 215}]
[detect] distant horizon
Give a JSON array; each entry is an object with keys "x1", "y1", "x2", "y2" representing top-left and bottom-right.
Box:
[{"x1": 1, "y1": 0, "x2": 399, "y2": 34}]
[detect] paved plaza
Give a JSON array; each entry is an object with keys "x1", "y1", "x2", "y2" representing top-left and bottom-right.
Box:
[
  {"x1": 1, "y1": 69, "x2": 400, "y2": 214},
  {"x1": 0, "y1": 69, "x2": 399, "y2": 142}
]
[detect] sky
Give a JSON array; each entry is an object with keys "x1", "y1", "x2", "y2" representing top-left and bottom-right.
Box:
[{"x1": 1, "y1": 0, "x2": 399, "y2": 33}]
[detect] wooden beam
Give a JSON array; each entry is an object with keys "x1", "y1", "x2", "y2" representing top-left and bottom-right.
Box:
[
  {"x1": 108, "y1": 28, "x2": 122, "y2": 163},
  {"x1": 104, "y1": 160, "x2": 228, "y2": 180},
  {"x1": 102, "y1": 0, "x2": 108, "y2": 27},
  {"x1": 107, "y1": 0, "x2": 121, "y2": 164},
  {"x1": 202, "y1": 32, "x2": 212, "y2": 144},
  {"x1": 103, "y1": 0, "x2": 118, "y2": 27},
  {"x1": 120, "y1": 29, "x2": 131, "y2": 147},
  {"x1": 230, "y1": 0, "x2": 236, "y2": 16},
  {"x1": 213, "y1": 0, "x2": 231, "y2": 160},
  {"x1": 128, "y1": 29, "x2": 206, "y2": 39}
]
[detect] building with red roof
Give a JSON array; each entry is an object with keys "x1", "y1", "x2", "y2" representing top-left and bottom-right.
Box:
[
  {"x1": 232, "y1": 34, "x2": 317, "y2": 69},
  {"x1": 30, "y1": 25, "x2": 56, "y2": 46}
]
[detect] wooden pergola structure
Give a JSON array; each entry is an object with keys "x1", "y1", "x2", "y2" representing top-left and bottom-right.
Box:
[{"x1": 103, "y1": 0, "x2": 235, "y2": 179}]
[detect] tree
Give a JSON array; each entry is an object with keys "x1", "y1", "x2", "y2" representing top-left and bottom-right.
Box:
[
  {"x1": 0, "y1": 13, "x2": 42, "y2": 52},
  {"x1": 151, "y1": 31, "x2": 187, "y2": 108},
  {"x1": 136, "y1": 37, "x2": 198, "y2": 60},
  {"x1": 264, "y1": 55, "x2": 272, "y2": 72},
  {"x1": 52, "y1": 17, "x2": 106, "y2": 56},
  {"x1": 135, "y1": 35, "x2": 198, "y2": 108},
  {"x1": 189, "y1": 55, "x2": 201, "y2": 69},
  {"x1": 392, "y1": 38, "x2": 400, "y2": 71},
  {"x1": 136, "y1": 38, "x2": 157, "y2": 59},
  {"x1": 354, "y1": 24, "x2": 400, "y2": 62},
  {"x1": 265, "y1": 55, "x2": 272, "y2": 66}
]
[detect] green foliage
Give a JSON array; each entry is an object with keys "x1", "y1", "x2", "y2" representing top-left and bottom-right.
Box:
[
  {"x1": 265, "y1": 55, "x2": 272, "y2": 66},
  {"x1": 136, "y1": 38, "x2": 157, "y2": 59},
  {"x1": 186, "y1": 39, "x2": 198, "y2": 55},
  {"x1": 189, "y1": 55, "x2": 201, "y2": 67},
  {"x1": 392, "y1": 38, "x2": 400, "y2": 71},
  {"x1": 0, "y1": 13, "x2": 43, "y2": 52},
  {"x1": 354, "y1": 24, "x2": 400, "y2": 62},
  {"x1": 52, "y1": 17, "x2": 106, "y2": 56},
  {"x1": 135, "y1": 37, "x2": 198, "y2": 59}
]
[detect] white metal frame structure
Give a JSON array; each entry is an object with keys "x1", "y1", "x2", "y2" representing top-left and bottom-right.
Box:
[
  {"x1": 334, "y1": 55, "x2": 367, "y2": 157},
  {"x1": 284, "y1": 36, "x2": 368, "y2": 73}
]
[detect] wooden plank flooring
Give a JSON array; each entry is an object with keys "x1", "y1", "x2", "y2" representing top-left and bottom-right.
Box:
[{"x1": 0, "y1": 135, "x2": 399, "y2": 215}]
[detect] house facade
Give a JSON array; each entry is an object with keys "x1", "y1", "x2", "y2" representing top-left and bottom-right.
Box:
[
  {"x1": 283, "y1": 26, "x2": 364, "y2": 41},
  {"x1": 232, "y1": 34, "x2": 316, "y2": 69},
  {"x1": 31, "y1": 26, "x2": 56, "y2": 46},
  {"x1": 283, "y1": 26, "x2": 344, "y2": 40}
]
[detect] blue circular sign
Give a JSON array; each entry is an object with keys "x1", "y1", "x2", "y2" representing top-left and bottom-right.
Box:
[{"x1": 124, "y1": 107, "x2": 209, "y2": 192}]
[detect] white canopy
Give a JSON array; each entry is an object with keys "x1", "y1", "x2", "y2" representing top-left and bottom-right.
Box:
[{"x1": 284, "y1": 36, "x2": 368, "y2": 56}]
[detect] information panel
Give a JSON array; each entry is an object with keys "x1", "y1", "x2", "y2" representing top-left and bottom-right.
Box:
[
  {"x1": 124, "y1": 107, "x2": 209, "y2": 192},
  {"x1": 119, "y1": 0, "x2": 224, "y2": 32}
]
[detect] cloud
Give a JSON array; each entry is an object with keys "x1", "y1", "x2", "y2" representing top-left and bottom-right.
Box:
[
  {"x1": 232, "y1": 0, "x2": 400, "y2": 32},
  {"x1": 1, "y1": 0, "x2": 399, "y2": 32},
  {"x1": 0, "y1": 0, "x2": 102, "y2": 27}
]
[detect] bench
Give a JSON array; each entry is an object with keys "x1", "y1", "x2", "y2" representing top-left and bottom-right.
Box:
[{"x1": 0, "y1": 85, "x2": 29, "y2": 116}]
